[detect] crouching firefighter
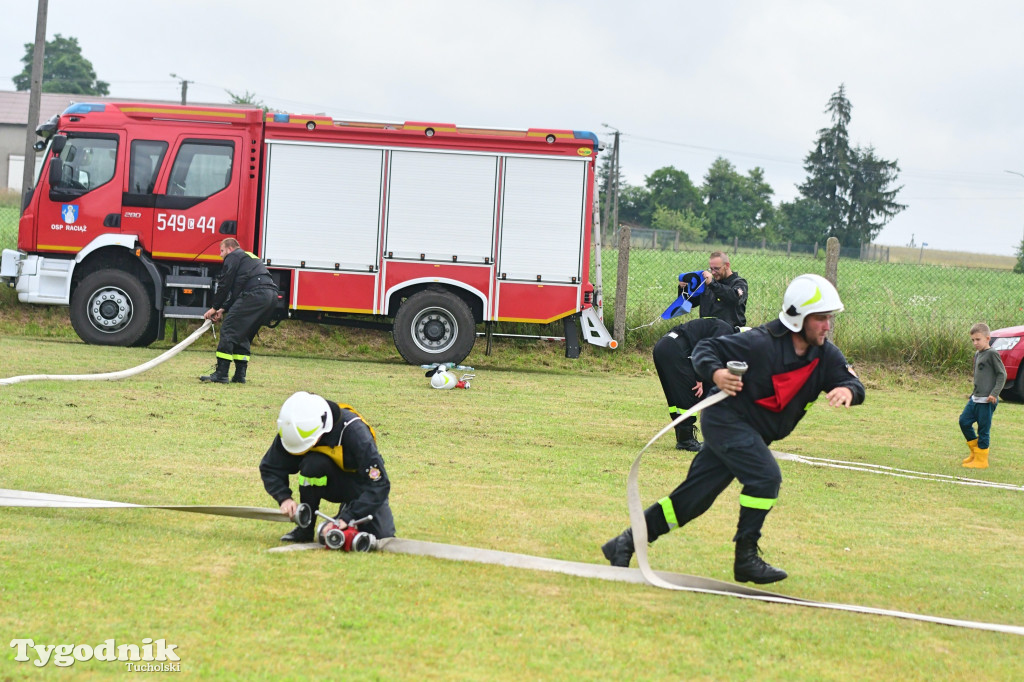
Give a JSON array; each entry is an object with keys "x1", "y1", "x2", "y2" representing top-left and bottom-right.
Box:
[
  {"x1": 260, "y1": 391, "x2": 396, "y2": 546},
  {"x1": 603, "y1": 274, "x2": 865, "y2": 584},
  {"x1": 653, "y1": 317, "x2": 738, "y2": 451}
]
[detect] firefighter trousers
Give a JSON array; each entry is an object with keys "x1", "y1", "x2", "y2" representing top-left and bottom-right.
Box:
[
  {"x1": 296, "y1": 452, "x2": 396, "y2": 539},
  {"x1": 643, "y1": 414, "x2": 782, "y2": 543},
  {"x1": 652, "y1": 334, "x2": 699, "y2": 428},
  {"x1": 216, "y1": 287, "x2": 276, "y2": 363}
]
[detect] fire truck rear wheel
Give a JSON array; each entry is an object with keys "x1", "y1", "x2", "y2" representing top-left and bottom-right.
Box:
[
  {"x1": 393, "y1": 290, "x2": 475, "y2": 366},
  {"x1": 70, "y1": 269, "x2": 154, "y2": 347}
]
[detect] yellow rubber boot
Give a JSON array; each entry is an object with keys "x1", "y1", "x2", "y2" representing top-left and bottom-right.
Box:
[
  {"x1": 963, "y1": 448, "x2": 989, "y2": 469},
  {"x1": 962, "y1": 439, "x2": 979, "y2": 465}
]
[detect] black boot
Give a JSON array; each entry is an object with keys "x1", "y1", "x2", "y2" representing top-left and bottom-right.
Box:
[
  {"x1": 280, "y1": 524, "x2": 315, "y2": 543},
  {"x1": 231, "y1": 361, "x2": 247, "y2": 384},
  {"x1": 674, "y1": 419, "x2": 701, "y2": 452},
  {"x1": 601, "y1": 528, "x2": 634, "y2": 567},
  {"x1": 200, "y1": 358, "x2": 231, "y2": 383},
  {"x1": 734, "y1": 536, "x2": 787, "y2": 584}
]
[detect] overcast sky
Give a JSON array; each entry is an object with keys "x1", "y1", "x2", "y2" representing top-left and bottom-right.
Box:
[{"x1": 4, "y1": 0, "x2": 1023, "y2": 256}]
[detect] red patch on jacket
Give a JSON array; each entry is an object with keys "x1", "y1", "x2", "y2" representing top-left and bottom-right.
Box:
[{"x1": 754, "y1": 359, "x2": 819, "y2": 412}]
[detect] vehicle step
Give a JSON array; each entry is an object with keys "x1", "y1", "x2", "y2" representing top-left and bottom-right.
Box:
[{"x1": 163, "y1": 306, "x2": 207, "y2": 319}]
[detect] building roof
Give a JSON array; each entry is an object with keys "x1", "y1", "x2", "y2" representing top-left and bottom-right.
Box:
[{"x1": 0, "y1": 90, "x2": 254, "y2": 126}]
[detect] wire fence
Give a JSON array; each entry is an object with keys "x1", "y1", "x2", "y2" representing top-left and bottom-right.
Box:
[
  {"x1": 0, "y1": 206, "x2": 17, "y2": 251},
  {"x1": 596, "y1": 228, "x2": 1024, "y2": 369}
]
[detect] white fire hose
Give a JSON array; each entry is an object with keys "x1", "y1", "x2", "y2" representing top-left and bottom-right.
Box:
[
  {"x1": 2, "y1": 481, "x2": 1022, "y2": 635},
  {"x1": 0, "y1": 320, "x2": 212, "y2": 386}
]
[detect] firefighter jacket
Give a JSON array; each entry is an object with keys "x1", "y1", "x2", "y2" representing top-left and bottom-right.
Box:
[
  {"x1": 696, "y1": 271, "x2": 748, "y2": 327},
  {"x1": 691, "y1": 318, "x2": 865, "y2": 444},
  {"x1": 211, "y1": 248, "x2": 275, "y2": 312},
  {"x1": 259, "y1": 401, "x2": 391, "y2": 524},
  {"x1": 666, "y1": 317, "x2": 737, "y2": 355}
]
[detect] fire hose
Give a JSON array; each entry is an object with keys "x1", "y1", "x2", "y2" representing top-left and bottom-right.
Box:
[
  {"x1": 771, "y1": 450, "x2": 1024, "y2": 491},
  {"x1": 0, "y1": 319, "x2": 213, "y2": 386}
]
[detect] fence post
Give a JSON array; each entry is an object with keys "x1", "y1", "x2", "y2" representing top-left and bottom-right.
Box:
[
  {"x1": 761, "y1": 236, "x2": 766, "y2": 250},
  {"x1": 825, "y1": 237, "x2": 840, "y2": 342},
  {"x1": 813, "y1": 241, "x2": 818, "y2": 258},
  {"x1": 787, "y1": 240, "x2": 791, "y2": 257},
  {"x1": 826, "y1": 237, "x2": 839, "y2": 285},
  {"x1": 733, "y1": 236, "x2": 739, "y2": 252},
  {"x1": 613, "y1": 225, "x2": 631, "y2": 346}
]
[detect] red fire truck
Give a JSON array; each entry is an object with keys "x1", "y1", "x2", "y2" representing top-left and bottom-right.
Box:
[{"x1": 1, "y1": 102, "x2": 615, "y2": 365}]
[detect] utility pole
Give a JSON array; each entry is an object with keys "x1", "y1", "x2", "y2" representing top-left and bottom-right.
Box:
[
  {"x1": 601, "y1": 124, "x2": 621, "y2": 241},
  {"x1": 170, "y1": 73, "x2": 193, "y2": 105},
  {"x1": 600, "y1": 124, "x2": 620, "y2": 241},
  {"x1": 612, "y1": 130, "x2": 620, "y2": 240},
  {"x1": 20, "y1": 0, "x2": 48, "y2": 212},
  {"x1": 1005, "y1": 170, "x2": 1024, "y2": 248}
]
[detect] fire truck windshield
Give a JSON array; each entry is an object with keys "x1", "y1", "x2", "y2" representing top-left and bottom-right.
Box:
[{"x1": 52, "y1": 136, "x2": 117, "y2": 195}]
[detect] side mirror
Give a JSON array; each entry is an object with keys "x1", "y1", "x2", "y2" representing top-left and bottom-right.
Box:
[
  {"x1": 51, "y1": 135, "x2": 67, "y2": 155},
  {"x1": 48, "y1": 158, "x2": 64, "y2": 187}
]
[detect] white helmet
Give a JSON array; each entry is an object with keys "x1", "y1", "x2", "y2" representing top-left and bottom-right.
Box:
[
  {"x1": 427, "y1": 366, "x2": 457, "y2": 390},
  {"x1": 779, "y1": 274, "x2": 844, "y2": 332},
  {"x1": 277, "y1": 391, "x2": 333, "y2": 454}
]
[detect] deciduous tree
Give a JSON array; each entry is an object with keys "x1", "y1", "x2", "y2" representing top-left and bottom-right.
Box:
[
  {"x1": 13, "y1": 34, "x2": 109, "y2": 95},
  {"x1": 702, "y1": 158, "x2": 774, "y2": 242},
  {"x1": 651, "y1": 205, "x2": 706, "y2": 243}
]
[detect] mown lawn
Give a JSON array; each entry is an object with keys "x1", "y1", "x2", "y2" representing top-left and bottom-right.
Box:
[{"x1": 0, "y1": 335, "x2": 1022, "y2": 680}]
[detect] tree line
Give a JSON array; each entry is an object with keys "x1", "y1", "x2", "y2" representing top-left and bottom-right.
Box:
[{"x1": 601, "y1": 85, "x2": 907, "y2": 249}]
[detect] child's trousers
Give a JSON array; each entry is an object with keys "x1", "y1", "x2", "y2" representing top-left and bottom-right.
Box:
[{"x1": 959, "y1": 399, "x2": 998, "y2": 449}]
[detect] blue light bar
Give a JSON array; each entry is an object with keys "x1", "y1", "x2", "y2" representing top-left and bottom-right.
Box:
[
  {"x1": 573, "y1": 130, "x2": 599, "y2": 146},
  {"x1": 63, "y1": 103, "x2": 107, "y2": 114}
]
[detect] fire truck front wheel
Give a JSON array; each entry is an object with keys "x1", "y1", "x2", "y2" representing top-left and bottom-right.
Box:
[
  {"x1": 70, "y1": 269, "x2": 155, "y2": 347},
  {"x1": 393, "y1": 290, "x2": 475, "y2": 366}
]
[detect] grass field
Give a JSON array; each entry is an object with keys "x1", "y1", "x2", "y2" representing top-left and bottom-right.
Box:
[
  {"x1": 883, "y1": 244, "x2": 1018, "y2": 270},
  {"x1": 1, "y1": 336, "x2": 1022, "y2": 679}
]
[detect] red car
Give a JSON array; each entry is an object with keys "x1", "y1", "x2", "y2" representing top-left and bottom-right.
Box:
[{"x1": 991, "y1": 325, "x2": 1024, "y2": 401}]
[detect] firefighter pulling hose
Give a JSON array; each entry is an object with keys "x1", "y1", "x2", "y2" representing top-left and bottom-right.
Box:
[{"x1": 605, "y1": 274, "x2": 865, "y2": 585}]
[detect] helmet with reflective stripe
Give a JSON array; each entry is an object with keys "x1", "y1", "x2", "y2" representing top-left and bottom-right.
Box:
[
  {"x1": 277, "y1": 391, "x2": 333, "y2": 454},
  {"x1": 429, "y1": 366, "x2": 457, "y2": 389},
  {"x1": 779, "y1": 273, "x2": 844, "y2": 332}
]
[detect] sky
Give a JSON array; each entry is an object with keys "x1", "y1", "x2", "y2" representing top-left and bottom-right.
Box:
[{"x1": 3, "y1": 0, "x2": 1024, "y2": 256}]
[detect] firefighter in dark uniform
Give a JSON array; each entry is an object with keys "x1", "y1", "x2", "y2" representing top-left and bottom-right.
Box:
[
  {"x1": 262, "y1": 391, "x2": 396, "y2": 543},
  {"x1": 653, "y1": 317, "x2": 737, "y2": 451},
  {"x1": 200, "y1": 238, "x2": 278, "y2": 384},
  {"x1": 690, "y1": 251, "x2": 748, "y2": 328},
  {"x1": 604, "y1": 274, "x2": 865, "y2": 584}
]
